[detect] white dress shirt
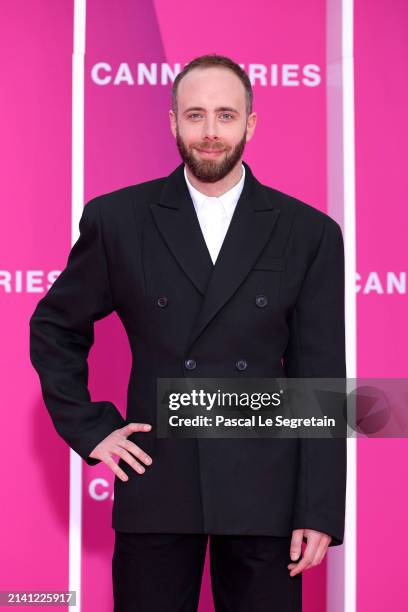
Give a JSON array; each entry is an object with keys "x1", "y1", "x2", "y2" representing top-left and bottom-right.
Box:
[{"x1": 184, "y1": 163, "x2": 246, "y2": 264}]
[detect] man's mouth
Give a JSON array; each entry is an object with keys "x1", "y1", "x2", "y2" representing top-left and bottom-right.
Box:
[{"x1": 194, "y1": 148, "x2": 226, "y2": 157}]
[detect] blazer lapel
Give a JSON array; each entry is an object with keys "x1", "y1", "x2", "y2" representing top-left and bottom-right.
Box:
[
  {"x1": 186, "y1": 161, "x2": 281, "y2": 349},
  {"x1": 150, "y1": 163, "x2": 214, "y2": 296},
  {"x1": 150, "y1": 160, "x2": 281, "y2": 351}
]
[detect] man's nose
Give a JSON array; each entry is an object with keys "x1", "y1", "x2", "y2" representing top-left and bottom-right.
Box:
[{"x1": 201, "y1": 117, "x2": 220, "y2": 140}]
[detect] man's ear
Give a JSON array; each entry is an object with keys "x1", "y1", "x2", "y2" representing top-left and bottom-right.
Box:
[
  {"x1": 169, "y1": 110, "x2": 177, "y2": 139},
  {"x1": 246, "y1": 112, "x2": 257, "y2": 143}
]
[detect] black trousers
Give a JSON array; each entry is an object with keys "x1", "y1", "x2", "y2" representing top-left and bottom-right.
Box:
[{"x1": 112, "y1": 531, "x2": 302, "y2": 611}]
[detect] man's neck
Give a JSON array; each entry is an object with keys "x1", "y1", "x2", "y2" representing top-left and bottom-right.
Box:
[{"x1": 185, "y1": 160, "x2": 244, "y2": 197}]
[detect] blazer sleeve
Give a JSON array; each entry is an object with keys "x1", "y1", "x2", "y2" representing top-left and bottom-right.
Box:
[
  {"x1": 29, "y1": 198, "x2": 126, "y2": 466},
  {"x1": 283, "y1": 216, "x2": 347, "y2": 547}
]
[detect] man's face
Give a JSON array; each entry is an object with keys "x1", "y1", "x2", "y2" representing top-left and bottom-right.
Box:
[{"x1": 169, "y1": 67, "x2": 257, "y2": 183}]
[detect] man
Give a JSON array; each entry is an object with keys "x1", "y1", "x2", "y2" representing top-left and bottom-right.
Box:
[{"x1": 29, "y1": 54, "x2": 347, "y2": 611}]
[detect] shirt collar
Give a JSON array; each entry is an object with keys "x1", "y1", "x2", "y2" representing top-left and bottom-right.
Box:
[{"x1": 184, "y1": 163, "x2": 246, "y2": 220}]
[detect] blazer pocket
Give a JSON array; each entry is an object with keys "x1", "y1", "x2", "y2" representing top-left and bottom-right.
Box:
[{"x1": 252, "y1": 256, "x2": 286, "y2": 271}]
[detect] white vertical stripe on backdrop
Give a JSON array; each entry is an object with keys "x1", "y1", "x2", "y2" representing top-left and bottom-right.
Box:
[
  {"x1": 326, "y1": 0, "x2": 357, "y2": 611},
  {"x1": 70, "y1": 1, "x2": 87, "y2": 610},
  {"x1": 341, "y1": 0, "x2": 357, "y2": 608}
]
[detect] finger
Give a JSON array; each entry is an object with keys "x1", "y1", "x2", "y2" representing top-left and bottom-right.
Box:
[
  {"x1": 112, "y1": 446, "x2": 146, "y2": 474},
  {"x1": 290, "y1": 529, "x2": 304, "y2": 561},
  {"x1": 122, "y1": 422, "x2": 152, "y2": 436},
  {"x1": 312, "y1": 537, "x2": 330, "y2": 566},
  {"x1": 105, "y1": 456, "x2": 130, "y2": 482},
  {"x1": 288, "y1": 536, "x2": 320, "y2": 577},
  {"x1": 288, "y1": 552, "x2": 314, "y2": 577},
  {"x1": 122, "y1": 439, "x2": 153, "y2": 465},
  {"x1": 290, "y1": 538, "x2": 328, "y2": 570}
]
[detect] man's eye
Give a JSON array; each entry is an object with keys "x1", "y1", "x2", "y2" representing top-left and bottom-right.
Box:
[{"x1": 187, "y1": 113, "x2": 233, "y2": 120}]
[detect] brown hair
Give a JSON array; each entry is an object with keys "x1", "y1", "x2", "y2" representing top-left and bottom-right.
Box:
[{"x1": 172, "y1": 54, "x2": 253, "y2": 116}]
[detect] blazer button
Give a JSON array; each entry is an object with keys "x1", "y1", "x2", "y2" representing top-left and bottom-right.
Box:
[
  {"x1": 236, "y1": 359, "x2": 247, "y2": 371},
  {"x1": 255, "y1": 294, "x2": 268, "y2": 307},
  {"x1": 185, "y1": 358, "x2": 197, "y2": 370},
  {"x1": 157, "y1": 296, "x2": 168, "y2": 307}
]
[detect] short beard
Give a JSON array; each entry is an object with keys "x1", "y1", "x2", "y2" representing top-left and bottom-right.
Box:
[{"x1": 176, "y1": 128, "x2": 247, "y2": 183}]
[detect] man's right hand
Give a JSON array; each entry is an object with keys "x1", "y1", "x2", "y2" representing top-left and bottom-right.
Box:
[{"x1": 88, "y1": 422, "x2": 153, "y2": 481}]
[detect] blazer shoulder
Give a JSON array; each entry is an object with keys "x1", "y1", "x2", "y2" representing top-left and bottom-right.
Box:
[
  {"x1": 84, "y1": 175, "x2": 167, "y2": 222},
  {"x1": 263, "y1": 184, "x2": 342, "y2": 234}
]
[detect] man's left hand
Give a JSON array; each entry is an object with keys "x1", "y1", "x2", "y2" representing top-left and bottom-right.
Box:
[{"x1": 287, "y1": 528, "x2": 332, "y2": 577}]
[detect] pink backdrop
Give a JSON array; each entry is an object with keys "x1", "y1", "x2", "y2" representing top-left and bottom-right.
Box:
[
  {"x1": 1, "y1": 0, "x2": 406, "y2": 610},
  {"x1": 354, "y1": 0, "x2": 408, "y2": 609}
]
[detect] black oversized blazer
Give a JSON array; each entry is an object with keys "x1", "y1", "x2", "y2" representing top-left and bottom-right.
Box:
[{"x1": 29, "y1": 160, "x2": 347, "y2": 546}]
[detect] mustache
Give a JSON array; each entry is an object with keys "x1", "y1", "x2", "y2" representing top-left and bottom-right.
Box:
[{"x1": 193, "y1": 143, "x2": 228, "y2": 152}]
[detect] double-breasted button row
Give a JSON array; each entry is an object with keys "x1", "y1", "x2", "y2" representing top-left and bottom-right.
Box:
[
  {"x1": 159, "y1": 295, "x2": 267, "y2": 308},
  {"x1": 255, "y1": 294, "x2": 268, "y2": 307},
  {"x1": 184, "y1": 358, "x2": 248, "y2": 371}
]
